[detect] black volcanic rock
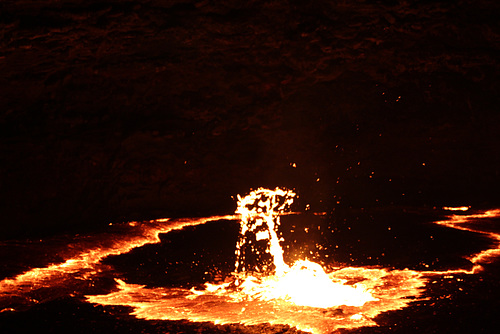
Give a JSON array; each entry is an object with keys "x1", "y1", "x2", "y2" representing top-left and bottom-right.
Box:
[{"x1": 1, "y1": 0, "x2": 499, "y2": 239}]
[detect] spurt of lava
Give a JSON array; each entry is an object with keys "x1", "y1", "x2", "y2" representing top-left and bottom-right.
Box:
[
  {"x1": 85, "y1": 189, "x2": 500, "y2": 333},
  {"x1": 215, "y1": 187, "x2": 376, "y2": 308},
  {"x1": 1, "y1": 189, "x2": 500, "y2": 334}
]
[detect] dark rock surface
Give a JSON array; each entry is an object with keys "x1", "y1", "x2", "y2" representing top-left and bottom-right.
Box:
[{"x1": 1, "y1": 0, "x2": 499, "y2": 241}]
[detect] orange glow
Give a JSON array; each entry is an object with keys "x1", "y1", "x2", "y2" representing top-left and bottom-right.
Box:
[
  {"x1": 243, "y1": 260, "x2": 375, "y2": 308},
  {"x1": 234, "y1": 187, "x2": 295, "y2": 276},
  {"x1": 0, "y1": 215, "x2": 236, "y2": 309},
  {"x1": 88, "y1": 267, "x2": 425, "y2": 334},
  {"x1": 218, "y1": 187, "x2": 376, "y2": 309},
  {"x1": 1, "y1": 189, "x2": 500, "y2": 334},
  {"x1": 431, "y1": 208, "x2": 500, "y2": 274},
  {"x1": 86, "y1": 195, "x2": 500, "y2": 333},
  {"x1": 84, "y1": 188, "x2": 434, "y2": 333},
  {"x1": 442, "y1": 206, "x2": 471, "y2": 211}
]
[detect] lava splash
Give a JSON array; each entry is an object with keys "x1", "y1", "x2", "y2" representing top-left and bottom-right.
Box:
[
  {"x1": 86, "y1": 188, "x2": 425, "y2": 333},
  {"x1": 228, "y1": 188, "x2": 376, "y2": 309},
  {"x1": 85, "y1": 188, "x2": 488, "y2": 334},
  {"x1": 1, "y1": 188, "x2": 500, "y2": 334}
]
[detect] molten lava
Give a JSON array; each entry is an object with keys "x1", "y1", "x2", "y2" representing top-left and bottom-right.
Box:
[
  {"x1": 227, "y1": 188, "x2": 376, "y2": 308},
  {"x1": 1, "y1": 189, "x2": 500, "y2": 334},
  {"x1": 85, "y1": 193, "x2": 500, "y2": 333}
]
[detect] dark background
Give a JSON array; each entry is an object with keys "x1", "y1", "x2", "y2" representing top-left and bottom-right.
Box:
[
  {"x1": 1, "y1": 0, "x2": 499, "y2": 240},
  {"x1": 1, "y1": 1, "x2": 500, "y2": 333}
]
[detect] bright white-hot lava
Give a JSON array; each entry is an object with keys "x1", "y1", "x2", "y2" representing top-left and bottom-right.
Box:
[
  {"x1": 86, "y1": 188, "x2": 429, "y2": 333},
  {"x1": 219, "y1": 187, "x2": 376, "y2": 308},
  {"x1": 1, "y1": 189, "x2": 500, "y2": 334},
  {"x1": 84, "y1": 191, "x2": 500, "y2": 333}
]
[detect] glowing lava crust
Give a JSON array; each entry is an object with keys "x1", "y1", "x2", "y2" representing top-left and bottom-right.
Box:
[{"x1": 1, "y1": 188, "x2": 500, "y2": 334}]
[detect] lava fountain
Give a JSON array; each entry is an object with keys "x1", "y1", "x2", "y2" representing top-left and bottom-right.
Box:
[
  {"x1": 84, "y1": 188, "x2": 428, "y2": 333},
  {"x1": 1, "y1": 188, "x2": 500, "y2": 333},
  {"x1": 206, "y1": 188, "x2": 376, "y2": 309}
]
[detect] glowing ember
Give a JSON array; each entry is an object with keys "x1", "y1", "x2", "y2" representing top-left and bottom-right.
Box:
[
  {"x1": 443, "y1": 206, "x2": 471, "y2": 211},
  {"x1": 1, "y1": 188, "x2": 500, "y2": 334}
]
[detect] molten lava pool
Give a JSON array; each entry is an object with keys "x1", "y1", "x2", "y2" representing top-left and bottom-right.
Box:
[{"x1": 1, "y1": 188, "x2": 499, "y2": 333}]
